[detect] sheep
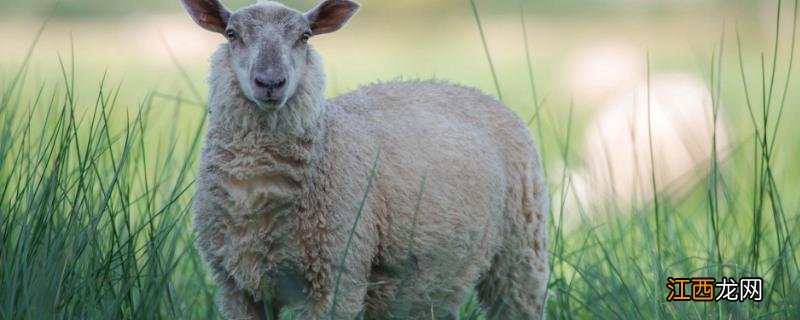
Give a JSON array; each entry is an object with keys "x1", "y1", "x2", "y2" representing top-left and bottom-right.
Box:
[
  {"x1": 564, "y1": 73, "x2": 730, "y2": 220},
  {"x1": 560, "y1": 41, "x2": 643, "y2": 107},
  {"x1": 182, "y1": 0, "x2": 549, "y2": 318}
]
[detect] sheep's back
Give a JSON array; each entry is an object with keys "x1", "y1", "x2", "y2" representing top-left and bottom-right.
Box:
[{"x1": 326, "y1": 80, "x2": 534, "y2": 165}]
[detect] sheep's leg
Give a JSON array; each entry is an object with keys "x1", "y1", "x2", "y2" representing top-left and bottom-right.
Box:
[
  {"x1": 217, "y1": 277, "x2": 270, "y2": 320},
  {"x1": 295, "y1": 288, "x2": 368, "y2": 319},
  {"x1": 193, "y1": 200, "x2": 273, "y2": 320},
  {"x1": 314, "y1": 275, "x2": 370, "y2": 319},
  {"x1": 478, "y1": 168, "x2": 548, "y2": 319},
  {"x1": 476, "y1": 245, "x2": 548, "y2": 320},
  {"x1": 296, "y1": 259, "x2": 372, "y2": 320}
]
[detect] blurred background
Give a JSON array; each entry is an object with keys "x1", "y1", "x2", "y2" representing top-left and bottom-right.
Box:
[
  {"x1": 1, "y1": 0, "x2": 793, "y2": 213},
  {"x1": 0, "y1": 0, "x2": 779, "y2": 105},
  {"x1": 2, "y1": 1, "x2": 799, "y2": 318}
]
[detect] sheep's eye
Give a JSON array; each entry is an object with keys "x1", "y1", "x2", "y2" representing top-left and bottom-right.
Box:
[
  {"x1": 225, "y1": 30, "x2": 238, "y2": 42},
  {"x1": 300, "y1": 31, "x2": 311, "y2": 43}
]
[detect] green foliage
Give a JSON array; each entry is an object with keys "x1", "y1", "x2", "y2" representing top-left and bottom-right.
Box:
[
  {"x1": 0, "y1": 25, "x2": 215, "y2": 319},
  {"x1": 537, "y1": 0, "x2": 800, "y2": 317}
]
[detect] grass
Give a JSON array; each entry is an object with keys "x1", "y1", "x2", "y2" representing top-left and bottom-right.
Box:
[
  {"x1": 0, "y1": 24, "x2": 214, "y2": 318},
  {"x1": 1, "y1": 0, "x2": 800, "y2": 319},
  {"x1": 539, "y1": 0, "x2": 800, "y2": 318}
]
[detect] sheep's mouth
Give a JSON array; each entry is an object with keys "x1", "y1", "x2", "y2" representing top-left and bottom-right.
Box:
[{"x1": 253, "y1": 98, "x2": 284, "y2": 111}]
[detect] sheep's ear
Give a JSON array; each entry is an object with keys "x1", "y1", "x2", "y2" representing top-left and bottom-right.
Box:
[
  {"x1": 181, "y1": 0, "x2": 231, "y2": 34},
  {"x1": 305, "y1": 0, "x2": 360, "y2": 36}
]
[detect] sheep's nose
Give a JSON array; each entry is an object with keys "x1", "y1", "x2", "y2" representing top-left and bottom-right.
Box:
[{"x1": 254, "y1": 76, "x2": 287, "y2": 91}]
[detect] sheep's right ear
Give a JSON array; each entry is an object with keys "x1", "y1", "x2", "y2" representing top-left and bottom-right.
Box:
[{"x1": 181, "y1": 0, "x2": 231, "y2": 34}]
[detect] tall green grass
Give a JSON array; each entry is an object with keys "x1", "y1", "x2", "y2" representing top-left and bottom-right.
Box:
[
  {"x1": 1, "y1": 0, "x2": 799, "y2": 319},
  {"x1": 0, "y1": 30, "x2": 216, "y2": 318},
  {"x1": 532, "y1": 0, "x2": 800, "y2": 318}
]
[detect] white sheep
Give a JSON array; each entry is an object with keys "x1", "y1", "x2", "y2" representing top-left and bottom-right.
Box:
[
  {"x1": 566, "y1": 73, "x2": 730, "y2": 218},
  {"x1": 182, "y1": 0, "x2": 549, "y2": 318},
  {"x1": 560, "y1": 41, "x2": 644, "y2": 107}
]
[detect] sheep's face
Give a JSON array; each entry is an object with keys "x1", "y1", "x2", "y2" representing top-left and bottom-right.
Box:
[
  {"x1": 182, "y1": 0, "x2": 359, "y2": 110},
  {"x1": 224, "y1": 3, "x2": 312, "y2": 109}
]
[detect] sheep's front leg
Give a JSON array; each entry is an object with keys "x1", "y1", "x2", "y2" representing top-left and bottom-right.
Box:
[
  {"x1": 299, "y1": 253, "x2": 373, "y2": 319},
  {"x1": 332, "y1": 278, "x2": 370, "y2": 319},
  {"x1": 217, "y1": 277, "x2": 272, "y2": 320},
  {"x1": 314, "y1": 274, "x2": 370, "y2": 319}
]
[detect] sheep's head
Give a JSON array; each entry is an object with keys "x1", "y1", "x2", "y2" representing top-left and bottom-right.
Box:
[{"x1": 182, "y1": 0, "x2": 359, "y2": 110}]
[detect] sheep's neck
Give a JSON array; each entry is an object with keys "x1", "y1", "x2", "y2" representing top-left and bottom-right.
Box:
[
  {"x1": 207, "y1": 78, "x2": 328, "y2": 217},
  {"x1": 207, "y1": 90, "x2": 325, "y2": 189}
]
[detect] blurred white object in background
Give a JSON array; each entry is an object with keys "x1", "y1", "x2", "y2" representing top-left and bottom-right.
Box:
[
  {"x1": 561, "y1": 41, "x2": 644, "y2": 107},
  {"x1": 562, "y1": 73, "x2": 730, "y2": 222},
  {"x1": 125, "y1": 14, "x2": 220, "y2": 65}
]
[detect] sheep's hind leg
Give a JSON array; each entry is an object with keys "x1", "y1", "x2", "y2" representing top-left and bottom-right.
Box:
[
  {"x1": 477, "y1": 157, "x2": 549, "y2": 319},
  {"x1": 476, "y1": 245, "x2": 548, "y2": 320}
]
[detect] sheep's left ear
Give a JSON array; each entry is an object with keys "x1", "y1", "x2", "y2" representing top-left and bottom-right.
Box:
[
  {"x1": 181, "y1": 0, "x2": 231, "y2": 34},
  {"x1": 305, "y1": 0, "x2": 360, "y2": 36}
]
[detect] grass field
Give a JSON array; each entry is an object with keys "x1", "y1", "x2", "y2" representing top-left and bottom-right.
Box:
[{"x1": 1, "y1": 0, "x2": 799, "y2": 319}]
